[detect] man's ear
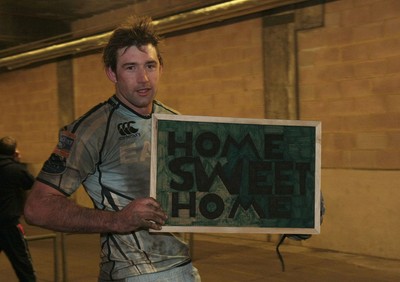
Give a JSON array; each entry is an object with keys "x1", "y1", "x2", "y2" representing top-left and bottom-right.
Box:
[{"x1": 105, "y1": 67, "x2": 117, "y2": 83}]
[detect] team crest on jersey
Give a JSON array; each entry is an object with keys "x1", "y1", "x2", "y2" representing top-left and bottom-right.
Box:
[{"x1": 42, "y1": 153, "x2": 67, "y2": 174}]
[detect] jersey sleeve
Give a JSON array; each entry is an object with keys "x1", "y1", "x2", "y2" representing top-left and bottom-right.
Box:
[{"x1": 37, "y1": 122, "x2": 104, "y2": 196}]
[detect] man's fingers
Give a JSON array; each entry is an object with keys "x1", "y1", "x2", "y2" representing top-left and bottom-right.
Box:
[
  {"x1": 143, "y1": 219, "x2": 163, "y2": 230},
  {"x1": 144, "y1": 197, "x2": 162, "y2": 209},
  {"x1": 145, "y1": 210, "x2": 167, "y2": 225},
  {"x1": 121, "y1": 197, "x2": 168, "y2": 231},
  {"x1": 143, "y1": 198, "x2": 168, "y2": 220}
]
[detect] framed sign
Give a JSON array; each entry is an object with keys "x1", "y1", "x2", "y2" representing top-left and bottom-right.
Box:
[{"x1": 150, "y1": 114, "x2": 321, "y2": 234}]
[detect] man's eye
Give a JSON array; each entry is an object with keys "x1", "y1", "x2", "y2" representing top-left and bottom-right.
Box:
[{"x1": 146, "y1": 64, "x2": 156, "y2": 70}]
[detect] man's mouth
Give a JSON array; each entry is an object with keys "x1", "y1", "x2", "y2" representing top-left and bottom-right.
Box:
[{"x1": 136, "y1": 87, "x2": 151, "y2": 95}]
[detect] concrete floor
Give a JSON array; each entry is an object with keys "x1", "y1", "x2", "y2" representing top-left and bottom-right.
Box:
[{"x1": 1, "y1": 221, "x2": 400, "y2": 282}]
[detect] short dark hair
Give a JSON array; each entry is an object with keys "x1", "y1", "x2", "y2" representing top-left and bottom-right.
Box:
[
  {"x1": 103, "y1": 16, "x2": 163, "y2": 72},
  {"x1": 0, "y1": 136, "x2": 17, "y2": 156}
]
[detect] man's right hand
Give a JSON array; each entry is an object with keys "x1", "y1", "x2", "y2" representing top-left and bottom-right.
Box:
[{"x1": 115, "y1": 197, "x2": 168, "y2": 232}]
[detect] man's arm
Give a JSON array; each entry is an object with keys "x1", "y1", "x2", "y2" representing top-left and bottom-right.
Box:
[{"x1": 24, "y1": 181, "x2": 168, "y2": 233}]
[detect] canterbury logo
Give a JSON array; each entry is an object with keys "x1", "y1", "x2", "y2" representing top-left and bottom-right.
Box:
[{"x1": 117, "y1": 121, "x2": 139, "y2": 136}]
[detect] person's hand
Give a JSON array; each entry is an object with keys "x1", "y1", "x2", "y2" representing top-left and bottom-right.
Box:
[{"x1": 114, "y1": 197, "x2": 168, "y2": 233}]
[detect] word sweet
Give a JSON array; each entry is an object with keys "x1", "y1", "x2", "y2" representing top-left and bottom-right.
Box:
[{"x1": 164, "y1": 130, "x2": 313, "y2": 220}]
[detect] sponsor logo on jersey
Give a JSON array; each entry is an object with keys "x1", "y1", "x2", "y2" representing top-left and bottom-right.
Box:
[
  {"x1": 117, "y1": 121, "x2": 140, "y2": 137},
  {"x1": 53, "y1": 131, "x2": 76, "y2": 158}
]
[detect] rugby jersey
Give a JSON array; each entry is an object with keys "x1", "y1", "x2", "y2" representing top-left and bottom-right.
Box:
[{"x1": 37, "y1": 95, "x2": 190, "y2": 280}]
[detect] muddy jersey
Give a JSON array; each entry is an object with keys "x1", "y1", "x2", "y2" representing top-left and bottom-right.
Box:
[{"x1": 37, "y1": 95, "x2": 190, "y2": 280}]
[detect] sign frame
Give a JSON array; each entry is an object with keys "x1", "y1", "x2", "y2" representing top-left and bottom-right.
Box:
[{"x1": 150, "y1": 114, "x2": 321, "y2": 234}]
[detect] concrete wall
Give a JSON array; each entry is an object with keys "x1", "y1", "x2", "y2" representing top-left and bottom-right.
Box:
[
  {"x1": 297, "y1": 0, "x2": 400, "y2": 259},
  {"x1": 0, "y1": 63, "x2": 59, "y2": 175},
  {"x1": 0, "y1": 0, "x2": 399, "y2": 259}
]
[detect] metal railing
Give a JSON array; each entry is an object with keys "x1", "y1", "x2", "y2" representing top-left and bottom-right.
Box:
[
  {"x1": 25, "y1": 232, "x2": 194, "y2": 282},
  {"x1": 25, "y1": 233, "x2": 59, "y2": 282}
]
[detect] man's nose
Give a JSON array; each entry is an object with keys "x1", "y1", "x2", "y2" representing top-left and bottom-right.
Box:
[{"x1": 137, "y1": 67, "x2": 149, "y2": 82}]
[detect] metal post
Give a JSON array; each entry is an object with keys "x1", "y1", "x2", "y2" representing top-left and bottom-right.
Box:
[
  {"x1": 25, "y1": 233, "x2": 59, "y2": 282},
  {"x1": 60, "y1": 232, "x2": 68, "y2": 282}
]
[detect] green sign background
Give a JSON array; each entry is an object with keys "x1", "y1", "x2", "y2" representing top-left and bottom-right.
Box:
[{"x1": 151, "y1": 114, "x2": 320, "y2": 233}]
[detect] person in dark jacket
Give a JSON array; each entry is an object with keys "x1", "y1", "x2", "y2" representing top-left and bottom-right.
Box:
[{"x1": 0, "y1": 136, "x2": 36, "y2": 282}]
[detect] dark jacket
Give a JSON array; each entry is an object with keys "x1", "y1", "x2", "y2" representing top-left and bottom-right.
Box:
[{"x1": 0, "y1": 155, "x2": 34, "y2": 225}]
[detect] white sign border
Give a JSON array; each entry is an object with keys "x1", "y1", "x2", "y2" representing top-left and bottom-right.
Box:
[{"x1": 150, "y1": 114, "x2": 321, "y2": 234}]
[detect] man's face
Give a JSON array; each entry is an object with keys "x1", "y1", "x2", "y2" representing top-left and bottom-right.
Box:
[
  {"x1": 107, "y1": 44, "x2": 162, "y2": 116},
  {"x1": 14, "y1": 149, "x2": 21, "y2": 162}
]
